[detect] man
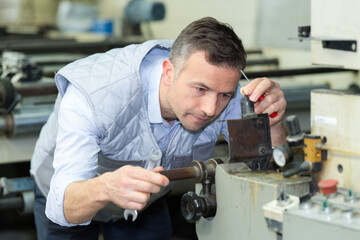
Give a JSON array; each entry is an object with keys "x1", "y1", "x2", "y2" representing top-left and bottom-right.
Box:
[{"x1": 31, "y1": 17, "x2": 286, "y2": 239}]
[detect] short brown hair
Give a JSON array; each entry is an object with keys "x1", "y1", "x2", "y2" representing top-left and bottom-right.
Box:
[{"x1": 169, "y1": 17, "x2": 247, "y2": 77}]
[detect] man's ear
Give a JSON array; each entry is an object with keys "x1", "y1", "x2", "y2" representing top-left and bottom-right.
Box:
[{"x1": 162, "y1": 59, "x2": 174, "y2": 86}]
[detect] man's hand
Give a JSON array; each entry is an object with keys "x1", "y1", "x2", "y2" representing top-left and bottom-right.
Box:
[
  {"x1": 101, "y1": 165, "x2": 169, "y2": 210},
  {"x1": 240, "y1": 77, "x2": 287, "y2": 145},
  {"x1": 64, "y1": 165, "x2": 169, "y2": 224},
  {"x1": 240, "y1": 77, "x2": 286, "y2": 126}
]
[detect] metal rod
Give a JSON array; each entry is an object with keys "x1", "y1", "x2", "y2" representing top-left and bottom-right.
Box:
[
  {"x1": 246, "y1": 49, "x2": 263, "y2": 55},
  {"x1": 159, "y1": 167, "x2": 198, "y2": 181},
  {"x1": 0, "y1": 196, "x2": 23, "y2": 210},
  {"x1": 246, "y1": 58, "x2": 279, "y2": 66},
  {"x1": 16, "y1": 84, "x2": 58, "y2": 96},
  {"x1": 0, "y1": 39, "x2": 136, "y2": 54},
  {"x1": 240, "y1": 69, "x2": 250, "y2": 82},
  {"x1": 0, "y1": 107, "x2": 52, "y2": 136},
  {"x1": 244, "y1": 67, "x2": 356, "y2": 78}
]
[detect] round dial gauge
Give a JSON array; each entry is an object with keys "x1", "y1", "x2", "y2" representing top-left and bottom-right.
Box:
[{"x1": 273, "y1": 147, "x2": 288, "y2": 167}]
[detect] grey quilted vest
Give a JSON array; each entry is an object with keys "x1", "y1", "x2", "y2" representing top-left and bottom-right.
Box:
[{"x1": 31, "y1": 40, "x2": 233, "y2": 222}]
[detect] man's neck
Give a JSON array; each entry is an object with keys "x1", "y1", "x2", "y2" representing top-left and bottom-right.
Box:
[{"x1": 159, "y1": 75, "x2": 177, "y2": 125}]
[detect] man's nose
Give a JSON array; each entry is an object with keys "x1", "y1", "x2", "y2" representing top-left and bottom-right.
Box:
[{"x1": 201, "y1": 94, "x2": 217, "y2": 117}]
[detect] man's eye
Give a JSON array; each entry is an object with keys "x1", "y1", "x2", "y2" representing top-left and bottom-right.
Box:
[
  {"x1": 221, "y1": 93, "x2": 231, "y2": 99},
  {"x1": 197, "y1": 88, "x2": 205, "y2": 92}
]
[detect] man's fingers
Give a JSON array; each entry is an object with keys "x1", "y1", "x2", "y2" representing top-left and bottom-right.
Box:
[
  {"x1": 241, "y1": 77, "x2": 278, "y2": 102},
  {"x1": 124, "y1": 190, "x2": 150, "y2": 203},
  {"x1": 125, "y1": 166, "x2": 169, "y2": 186},
  {"x1": 120, "y1": 192, "x2": 149, "y2": 210},
  {"x1": 125, "y1": 201, "x2": 146, "y2": 211},
  {"x1": 255, "y1": 95, "x2": 286, "y2": 126},
  {"x1": 241, "y1": 78, "x2": 270, "y2": 100},
  {"x1": 152, "y1": 166, "x2": 164, "y2": 172},
  {"x1": 240, "y1": 77, "x2": 286, "y2": 127},
  {"x1": 254, "y1": 90, "x2": 284, "y2": 114},
  {"x1": 126, "y1": 179, "x2": 162, "y2": 194}
]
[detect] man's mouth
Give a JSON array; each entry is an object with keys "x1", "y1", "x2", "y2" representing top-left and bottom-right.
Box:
[{"x1": 191, "y1": 114, "x2": 211, "y2": 124}]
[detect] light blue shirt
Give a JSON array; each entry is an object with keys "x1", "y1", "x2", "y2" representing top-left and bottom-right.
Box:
[{"x1": 45, "y1": 51, "x2": 242, "y2": 226}]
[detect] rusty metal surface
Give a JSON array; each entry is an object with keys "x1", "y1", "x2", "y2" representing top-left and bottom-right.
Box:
[
  {"x1": 16, "y1": 84, "x2": 58, "y2": 97},
  {"x1": 159, "y1": 159, "x2": 222, "y2": 182},
  {"x1": 159, "y1": 167, "x2": 198, "y2": 181},
  {"x1": 227, "y1": 113, "x2": 272, "y2": 170}
]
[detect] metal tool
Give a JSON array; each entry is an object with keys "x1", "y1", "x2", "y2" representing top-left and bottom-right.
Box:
[
  {"x1": 123, "y1": 149, "x2": 162, "y2": 222},
  {"x1": 240, "y1": 70, "x2": 278, "y2": 118}
]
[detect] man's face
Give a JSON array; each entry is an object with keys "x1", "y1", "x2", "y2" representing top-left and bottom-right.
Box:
[{"x1": 160, "y1": 51, "x2": 240, "y2": 131}]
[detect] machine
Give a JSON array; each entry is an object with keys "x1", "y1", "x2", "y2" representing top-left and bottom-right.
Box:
[
  {"x1": 1, "y1": 1, "x2": 360, "y2": 239},
  {"x1": 167, "y1": 0, "x2": 360, "y2": 239}
]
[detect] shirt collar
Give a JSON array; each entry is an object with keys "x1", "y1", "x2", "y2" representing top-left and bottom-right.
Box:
[{"x1": 148, "y1": 58, "x2": 165, "y2": 124}]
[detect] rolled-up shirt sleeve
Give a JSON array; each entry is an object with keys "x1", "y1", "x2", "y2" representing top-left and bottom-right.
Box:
[{"x1": 45, "y1": 83, "x2": 101, "y2": 226}]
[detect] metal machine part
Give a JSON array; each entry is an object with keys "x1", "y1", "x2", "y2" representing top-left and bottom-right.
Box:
[
  {"x1": 229, "y1": 77, "x2": 272, "y2": 170},
  {"x1": 198, "y1": 1, "x2": 360, "y2": 239},
  {"x1": 169, "y1": 95, "x2": 274, "y2": 223},
  {"x1": 1, "y1": 51, "x2": 42, "y2": 83},
  {"x1": 196, "y1": 162, "x2": 311, "y2": 240},
  {"x1": 159, "y1": 159, "x2": 222, "y2": 222},
  {"x1": 272, "y1": 115, "x2": 304, "y2": 168},
  {"x1": 196, "y1": 90, "x2": 360, "y2": 240},
  {"x1": 0, "y1": 177, "x2": 34, "y2": 196},
  {"x1": 282, "y1": 134, "x2": 326, "y2": 178},
  {"x1": 240, "y1": 95, "x2": 256, "y2": 118},
  {"x1": 264, "y1": 184, "x2": 360, "y2": 239},
  {"x1": 272, "y1": 115, "x2": 327, "y2": 177},
  {"x1": 285, "y1": 115, "x2": 305, "y2": 147},
  {"x1": 0, "y1": 106, "x2": 52, "y2": 137},
  {"x1": 0, "y1": 191, "x2": 35, "y2": 214},
  {"x1": 181, "y1": 178, "x2": 216, "y2": 223},
  {"x1": 159, "y1": 158, "x2": 222, "y2": 183},
  {"x1": 310, "y1": 90, "x2": 360, "y2": 192},
  {"x1": 227, "y1": 114, "x2": 272, "y2": 170},
  {"x1": 0, "y1": 177, "x2": 34, "y2": 214},
  {"x1": 125, "y1": 0, "x2": 165, "y2": 25},
  {"x1": 123, "y1": 0, "x2": 165, "y2": 38},
  {"x1": 0, "y1": 78, "x2": 22, "y2": 113},
  {"x1": 283, "y1": 189, "x2": 360, "y2": 240}
]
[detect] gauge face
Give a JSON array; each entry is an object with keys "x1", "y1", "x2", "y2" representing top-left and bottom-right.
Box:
[{"x1": 273, "y1": 147, "x2": 287, "y2": 167}]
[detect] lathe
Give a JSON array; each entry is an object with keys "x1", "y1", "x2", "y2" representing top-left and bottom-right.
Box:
[{"x1": 160, "y1": 1, "x2": 360, "y2": 239}]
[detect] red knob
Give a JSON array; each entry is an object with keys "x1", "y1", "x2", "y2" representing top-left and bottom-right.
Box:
[{"x1": 318, "y1": 179, "x2": 338, "y2": 195}]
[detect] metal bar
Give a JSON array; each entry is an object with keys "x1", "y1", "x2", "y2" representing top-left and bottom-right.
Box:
[
  {"x1": 247, "y1": 58, "x2": 279, "y2": 66},
  {"x1": 227, "y1": 114, "x2": 272, "y2": 170},
  {"x1": 245, "y1": 67, "x2": 356, "y2": 78},
  {"x1": 12, "y1": 108, "x2": 52, "y2": 136},
  {"x1": 159, "y1": 167, "x2": 198, "y2": 181},
  {"x1": 16, "y1": 84, "x2": 58, "y2": 96},
  {"x1": 246, "y1": 49, "x2": 263, "y2": 55},
  {"x1": 0, "y1": 107, "x2": 52, "y2": 136},
  {"x1": 0, "y1": 39, "x2": 137, "y2": 54},
  {"x1": 0, "y1": 177, "x2": 34, "y2": 196},
  {"x1": 0, "y1": 196, "x2": 23, "y2": 210},
  {"x1": 322, "y1": 40, "x2": 357, "y2": 52}
]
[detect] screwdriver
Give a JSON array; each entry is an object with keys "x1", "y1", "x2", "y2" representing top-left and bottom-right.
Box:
[{"x1": 240, "y1": 70, "x2": 278, "y2": 118}]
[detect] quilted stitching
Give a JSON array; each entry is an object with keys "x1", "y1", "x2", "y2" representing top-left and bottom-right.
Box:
[{"x1": 56, "y1": 40, "x2": 223, "y2": 163}]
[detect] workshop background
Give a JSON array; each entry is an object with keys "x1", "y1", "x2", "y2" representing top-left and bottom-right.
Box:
[{"x1": 1, "y1": 0, "x2": 359, "y2": 240}]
